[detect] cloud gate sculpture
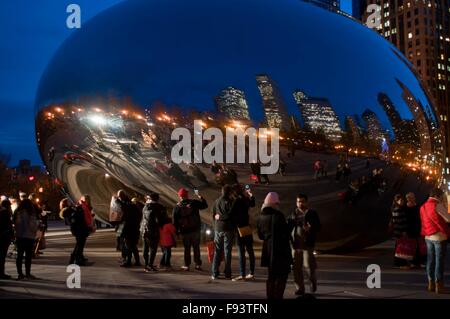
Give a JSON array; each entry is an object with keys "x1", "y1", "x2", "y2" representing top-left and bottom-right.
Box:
[{"x1": 35, "y1": 0, "x2": 444, "y2": 252}]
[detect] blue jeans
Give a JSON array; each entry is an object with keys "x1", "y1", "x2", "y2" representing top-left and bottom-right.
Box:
[
  {"x1": 160, "y1": 247, "x2": 172, "y2": 267},
  {"x1": 425, "y1": 239, "x2": 447, "y2": 283},
  {"x1": 211, "y1": 230, "x2": 234, "y2": 278},
  {"x1": 237, "y1": 235, "x2": 255, "y2": 276}
]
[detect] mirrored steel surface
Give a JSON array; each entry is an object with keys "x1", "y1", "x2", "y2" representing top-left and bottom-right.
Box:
[{"x1": 35, "y1": 0, "x2": 444, "y2": 251}]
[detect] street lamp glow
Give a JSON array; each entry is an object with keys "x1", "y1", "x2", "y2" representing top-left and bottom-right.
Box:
[{"x1": 88, "y1": 115, "x2": 107, "y2": 126}]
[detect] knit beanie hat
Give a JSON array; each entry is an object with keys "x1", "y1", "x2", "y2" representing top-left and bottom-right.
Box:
[
  {"x1": 263, "y1": 192, "x2": 280, "y2": 206},
  {"x1": 178, "y1": 188, "x2": 189, "y2": 198}
]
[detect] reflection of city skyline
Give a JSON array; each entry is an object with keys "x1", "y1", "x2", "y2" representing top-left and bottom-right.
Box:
[
  {"x1": 35, "y1": 73, "x2": 441, "y2": 158},
  {"x1": 34, "y1": 72, "x2": 445, "y2": 217},
  {"x1": 35, "y1": 71, "x2": 444, "y2": 179},
  {"x1": 208, "y1": 74, "x2": 440, "y2": 154}
]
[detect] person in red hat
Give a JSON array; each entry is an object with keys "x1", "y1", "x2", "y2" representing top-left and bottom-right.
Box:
[{"x1": 173, "y1": 188, "x2": 208, "y2": 271}]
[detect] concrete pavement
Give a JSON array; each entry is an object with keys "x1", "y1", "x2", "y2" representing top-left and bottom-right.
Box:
[{"x1": 1, "y1": 221, "x2": 449, "y2": 299}]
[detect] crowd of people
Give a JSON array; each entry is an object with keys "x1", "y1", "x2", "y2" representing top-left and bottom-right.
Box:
[
  {"x1": 390, "y1": 188, "x2": 450, "y2": 294},
  {"x1": 2, "y1": 152, "x2": 449, "y2": 298},
  {"x1": 102, "y1": 185, "x2": 322, "y2": 299},
  {"x1": 0, "y1": 192, "x2": 69, "y2": 280},
  {"x1": 342, "y1": 168, "x2": 387, "y2": 204}
]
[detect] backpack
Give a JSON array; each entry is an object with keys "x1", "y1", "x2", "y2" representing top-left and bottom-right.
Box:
[
  {"x1": 68, "y1": 206, "x2": 87, "y2": 235},
  {"x1": 178, "y1": 202, "x2": 198, "y2": 231}
]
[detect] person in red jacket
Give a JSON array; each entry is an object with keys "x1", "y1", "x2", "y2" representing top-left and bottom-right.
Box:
[
  {"x1": 79, "y1": 195, "x2": 94, "y2": 233},
  {"x1": 78, "y1": 195, "x2": 94, "y2": 263},
  {"x1": 420, "y1": 188, "x2": 450, "y2": 294},
  {"x1": 159, "y1": 216, "x2": 177, "y2": 270}
]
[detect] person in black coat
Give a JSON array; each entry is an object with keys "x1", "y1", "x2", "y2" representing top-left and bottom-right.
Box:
[
  {"x1": 390, "y1": 194, "x2": 410, "y2": 268},
  {"x1": 0, "y1": 199, "x2": 14, "y2": 279},
  {"x1": 405, "y1": 192, "x2": 424, "y2": 267},
  {"x1": 118, "y1": 190, "x2": 142, "y2": 267},
  {"x1": 173, "y1": 188, "x2": 208, "y2": 271},
  {"x1": 141, "y1": 193, "x2": 167, "y2": 272},
  {"x1": 231, "y1": 184, "x2": 256, "y2": 281},
  {"x1": 211, "y1": 185, "x2": 235, "y2": 279},
  {"x1": 257, "y1": 192, "x2": 292, "y2": 299},
  {"x1": 59, "y1": 198, "x2": 89, "y2": 266}
]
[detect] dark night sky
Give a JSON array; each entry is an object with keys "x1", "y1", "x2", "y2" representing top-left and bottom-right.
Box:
[
  {"x1": 0, "y1": 0, "x2": 353, "y2": 167},
  {"x1": 0, "y1": 0, "x2": 124, "y2": 167}
]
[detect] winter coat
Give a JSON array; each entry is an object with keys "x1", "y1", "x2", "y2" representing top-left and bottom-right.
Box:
[
  {"x1": 0, "y1": 207, "x2": 14, "y2": 242},
  {"x1": 173, "y1": 198, "x2": 208, "y2": 234},
  {"x1": 420, "y1": 198, "x2": 450, "y2": 237},
  {"x1": 159, "y1": 223, "x2": 177, "y2": 248},
  {"x1": 60, "y1": 206, "x2": 90, "y2": 238},
  {"x1": 257, "y1": 206, "x2": 292, "y2": 276},
  {"x1": 121, "y1": 201, "x2": 142, "y2": 240},
  {"x1": 79, "y1": 200, "x2": 93, "y2": 231},
  {"x1": 141, "y1": 202, "x2": 167, "y2": 241},
  {"x1": 391, "y1": 205, "x2": 408, "y2": 238},
  {"x1": 212, "y1": 195, "x2": 235, "y2": 232},
  {"x1": 231, "y1": 195, "x2": 255, "y2": 228},
  {"x1": 287, "y1": 208, "x2": 321, "y2": 249}
]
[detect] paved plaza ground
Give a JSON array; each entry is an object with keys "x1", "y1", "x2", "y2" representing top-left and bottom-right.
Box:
[{"x1": 1, "y1": 222, "x2": 449, "y2": 299}]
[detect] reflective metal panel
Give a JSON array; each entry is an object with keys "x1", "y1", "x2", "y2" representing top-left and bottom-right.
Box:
[{"x1": 35, "y1": 0, "x2": 444, "y2": 251}]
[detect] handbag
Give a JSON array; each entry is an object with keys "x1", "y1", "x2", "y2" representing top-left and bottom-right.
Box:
[
  {"x1": 238, "y1": 225, "x2": 252, "y2": 237},
  {"x1": 395, "y1": 237, "x2": 416, "y2": 260},
  {"x1": 206, "y1": 240, "x2": 224, "y2": 263}
]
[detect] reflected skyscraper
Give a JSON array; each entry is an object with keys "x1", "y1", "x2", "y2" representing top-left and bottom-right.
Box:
[
  {"x1": 396, "y1": 80, "x2": 433, "y2": 157},
  {"x1": 214, "y1": 86, "x2": 250, "y2": 121},
  {"x1": 256, "y1": 75, "x2": 290, "y2": 131},
  {"x1": 398, "y1": 119, "x2": 420, "y2": 146},
  {"x1": 345, "y1": 115, "x2": 363, "y2": 145},
  {"x1": 362, "y1": 109, "x2": 385, "y2": 143},
  {"x1": 362, "y1": 0, "x2": 450, "y2": 178},
  {"x1": 378, "y1": 93, "x2": 402, "y2": 139},
  {"x1": 290, "y1": 115, "x2": 301, "y2": 132},
  {"x1": 294, "y1": 90, "x2": 342, "y2": 141}
]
